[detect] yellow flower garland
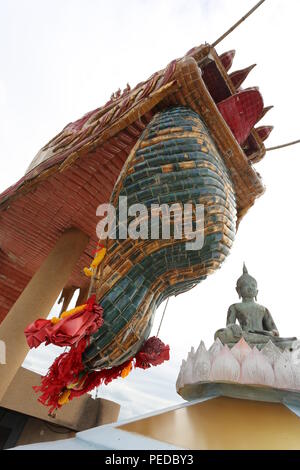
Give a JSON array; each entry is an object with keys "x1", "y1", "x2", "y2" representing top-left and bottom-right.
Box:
[
  {"x1": 121, "y1": 361, "x2": 133, "y2": 378},
  {"x1": 58, "y1": 389, "x2": 71, "y2": 405},
  {"x1": 83, "y1": 247, "x2": 106, "y2": 277},
  {"x1": 51, "y1": 303, "x2": 87, "y2": 324}
]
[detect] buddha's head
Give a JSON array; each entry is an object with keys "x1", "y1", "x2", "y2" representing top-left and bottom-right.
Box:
[{"x1": 236, "y1": 263, "x2": 258, "y2": 300}]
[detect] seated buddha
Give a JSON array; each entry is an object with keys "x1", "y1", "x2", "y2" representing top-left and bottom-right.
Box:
[{"x1": 214, "y1": 264, "x2": 297, "y2": 350}]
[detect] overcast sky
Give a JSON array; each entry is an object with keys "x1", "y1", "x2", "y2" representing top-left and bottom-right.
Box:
[{"x1": 1, "y1": 0, "x2": 300, "y2": 420}]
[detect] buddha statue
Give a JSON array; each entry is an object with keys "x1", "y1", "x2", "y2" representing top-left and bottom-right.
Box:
[{"x1": 214, "y1": 264, "x2": 297, "y2": 350}]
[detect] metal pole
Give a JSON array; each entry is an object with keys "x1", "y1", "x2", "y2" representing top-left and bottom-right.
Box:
[
  {"x1": 266, "y1": 139, "x2": 300, "y2": 152},
  {"x1": 156, "y1": 298, "x2": 170, "y2": 337},
  {"x1": 212, "y1": 0, "x2": 266, "y2": 48}
]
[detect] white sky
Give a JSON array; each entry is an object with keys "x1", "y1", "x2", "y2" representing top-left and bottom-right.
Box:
[{"x1": 1, "y1": 0, "x2": 300, "y2": 420}]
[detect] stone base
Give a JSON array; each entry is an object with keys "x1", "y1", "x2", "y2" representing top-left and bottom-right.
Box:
[{"x1": 178, "y1": 380, "x2": 300, "y2": 409}]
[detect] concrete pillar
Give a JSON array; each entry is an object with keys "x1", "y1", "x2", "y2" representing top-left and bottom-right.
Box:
[{"x1": 0, "y1": 228, "x2": 89, "y2": 401}]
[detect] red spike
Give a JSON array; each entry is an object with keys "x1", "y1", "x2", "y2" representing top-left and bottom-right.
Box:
[
  {"x1": 255, "y1": 126, "x2": 274, "y2": 141},
  {"x1": 217, "y1": 88, "x2": 264, "y2": 144},
  {"x1": 259, "y1": 105, "x2": 274, "y2": 121},
  {"x1": 219, "y1": 50, "x2": 236, "y2": 72},
  {"x1": 229, "y1": 64, "x2": 256, "y2": 89}
]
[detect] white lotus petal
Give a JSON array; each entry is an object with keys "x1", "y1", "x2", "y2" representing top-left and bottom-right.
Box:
[
  {"x1": 194, "y1": 341, "x2": 211, "y2": 382},
  {"x1": 260, "y1": 340, "x2": 282, "y2": 366},
  {"x1": 176, "y1": 360, "x2": 185, "y2": 391},
  {"x1": 241, "y1": 347, "x2": 275, "y2": 386},
  {"x1": 290, "y1": 340, "x2": 300, "y2": 365},
  {"x1": 274, "y1": 354, "x2": 295, "y2": 389},
  {"x1": 292, "y1": 363, "x2": 300, "y2": 390},
  {"x1": 231, "y1": 337, "x2": 252, "y2": 364},
  {"x1": 210, "y1": 346, "x2": 240, "y2": 382},
  {"x1": 196, "y1": 340, "x2": 206, "y2": 356},
  {"x1": 208, "y1": 338, "x2": 224, "y2": 363},
  {"x1": 182, "y1": 357, "x2": 194, "y2": 385}
]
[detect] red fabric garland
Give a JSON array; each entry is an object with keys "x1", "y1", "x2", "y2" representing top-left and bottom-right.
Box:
[
  {"x1": 70, "y1": 360, "x2": 133, "y2": 399},
  {"x1": 25, "y1": 295, "x2": 103, "y2": 348},
  {"x1": 135, "y1": 336, "x2": 170, "y2": 369},
  {"x1": 24, "y1": 318, "x2": 52, "y2": 348},
  {"x1": 33, "y1": 338, "x2": 87, "y2": 414},
  {"x1": 35, "y1": 336, "x2": 170, "y2": 413}
]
